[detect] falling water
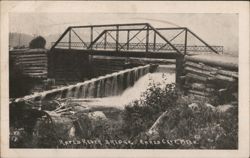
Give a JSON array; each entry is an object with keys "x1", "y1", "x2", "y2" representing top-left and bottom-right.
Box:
[
  {"x1": 78, "y1": 65, "x2": 175, "y2": 109},
  {"x1": 15, "y1": 65, "x2": 161, "y2": 104}
]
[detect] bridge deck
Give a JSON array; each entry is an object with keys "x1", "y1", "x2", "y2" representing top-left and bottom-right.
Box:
[{"x1": 53, "y1": 48, "x2": 181, "y2": 59}]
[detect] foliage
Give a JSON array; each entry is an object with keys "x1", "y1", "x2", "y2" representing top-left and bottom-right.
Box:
[
  {"x1": 121, "y1": 78, "x2": 238, "y2": 149},
  {"x1": 122, "y1": 80, "x2": 180, "y2": 139},
  {"x1": 10, "y1": 74, "x2": 238, "y2": 149},
  {"x1": 29, "y1": 36, "x2": 46, "y2": 49}
]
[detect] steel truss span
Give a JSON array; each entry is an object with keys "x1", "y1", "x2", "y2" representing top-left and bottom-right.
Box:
[{"x1": 51, "y1": 23, "x2": 223, "y2": 56}]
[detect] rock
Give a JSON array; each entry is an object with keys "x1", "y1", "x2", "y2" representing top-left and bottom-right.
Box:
[
  {"x1": 216, "y1": 104, "x2": 234, "y2": 113},
  {"x1": 205, "y1": 103, "x2": 216, "y2": 111},
  {"x1": 87, "y1": 111, "x2": 107, "y2": 121},
  {"x1": 68, "y1": 126, "x2": 76, "y2": 138},
  {"x1": 188, "y1": 103, "x2": 199, "y2": 110}
]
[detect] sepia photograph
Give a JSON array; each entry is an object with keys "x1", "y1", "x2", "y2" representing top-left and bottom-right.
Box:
[{"x1": 1, "y1": 1, "x2": 249, "y2": 158}]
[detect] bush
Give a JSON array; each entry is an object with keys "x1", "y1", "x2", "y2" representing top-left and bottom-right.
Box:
[
  {"x1": 29, "y1": 36, "x2": 46, "y2": 49},
  {"x1": 122, "y1": 77, "x2": 238, "y2": 149},
  {"x1": 122, "y1": 81, "x2": 180, "y2": 139}
]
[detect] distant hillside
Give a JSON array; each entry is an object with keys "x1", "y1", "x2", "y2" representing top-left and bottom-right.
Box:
[{"x1": 9, "y1": 32, "x2": 33, "y2": 48}]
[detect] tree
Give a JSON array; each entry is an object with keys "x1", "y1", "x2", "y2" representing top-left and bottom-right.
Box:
[{"x1": 29, "y1": 36, "x2": 46, "y2": 49}]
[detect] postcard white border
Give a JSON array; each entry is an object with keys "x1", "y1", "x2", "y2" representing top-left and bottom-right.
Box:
[{"x1": 1, "y1": 1, "x2": 249, "y2": 158}]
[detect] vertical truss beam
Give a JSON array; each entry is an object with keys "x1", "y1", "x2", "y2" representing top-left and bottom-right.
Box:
[
  {"x1": 153, "y1": 31, "x2": 156, "y2": 52},
  {"x1": 104, "y1": 32, "x2": 107, "y2": 50},
  {"x1": 69, "y1": 28, "x2": 71, "y2": 49},
  {"x1": 147, "y1": 23, "x2": 181, "y2": 54},
  {"x1": 116, "y1": 26, "x2": 119, "y2": 51},
  {"x1": 119, "y1": 25, "x2": 147, "y2": 50},
  {"x1": 127, "y1": 30, "x2": 130, "y2": 50},
  {"x1": 90, "y1": 26, "x2": 93, "y2": 50},
  {"x1": 87, "y1": 30, "x2": 107, "y2": 49},
  {"x1": 145, "y1": 25, "x2": 149, "y2": 52},
  {"x1": 184, "y1": 28, "x2": 188, "y2": 55}
]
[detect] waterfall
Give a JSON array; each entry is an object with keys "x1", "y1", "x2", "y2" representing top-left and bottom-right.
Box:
[
  {"x1": 87, "y1": 82, "x2": 95, "y2": 98},
  {"x1": 74, "y1": 85, "x2": 80, "y2": 98},
  {"x1": 82, "y1": 65, "x2": 176, "y2": 108},
  {"x1": 126, "y1": 72, "x2": 131, "y2": 88},
  {"x1": 14, "y1": 65, "x2": 152, "y2": 103},
  {"x1": 117, "y1": 74, "x2": 124, "y2": 95},
  {"x1": 104, "y1": 78, "x2": 112, "y2": 97},
  {"x1": 81, "y1": 85, "x2": 86, "y2": 98},
  {"x1": 96, "y1": 80, "x2": 102, "y2": 98},
  {"x1": 112, "y1": 74, "x2": 118, "y2": 96}
]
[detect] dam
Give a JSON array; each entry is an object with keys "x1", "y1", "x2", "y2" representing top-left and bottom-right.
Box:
[{"x1": 13, "y1": 64, "x2": 156, "y2": 103}]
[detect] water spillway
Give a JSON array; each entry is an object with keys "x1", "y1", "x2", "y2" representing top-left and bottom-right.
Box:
[
  {"x1": 13, "y1": 65, "x2": 152, "y2": 103},
  {"x1": 80, "y1": 65, "x2": 176, "y2": 108}
]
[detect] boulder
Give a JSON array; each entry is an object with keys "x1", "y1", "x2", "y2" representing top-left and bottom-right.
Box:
[
  {"x1": 216, "y1": 104, "x2": 234, "y2": 113},
  {"x1": 188, "y1": 103, "x2": 199, "y2": 110},
  {"x1": 87, "y1": 111, "x2": 107, "y2": 121},
  {"x1": 205, "y1": 103, "x2": 216, "y2": 111}
]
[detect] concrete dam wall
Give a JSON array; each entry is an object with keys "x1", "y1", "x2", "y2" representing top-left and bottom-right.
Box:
[{"x1": 13, "y1": 65, "x2": 152, "y2": 103}]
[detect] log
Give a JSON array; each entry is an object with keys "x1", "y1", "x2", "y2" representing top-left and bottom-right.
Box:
[
  {"x1": 184, "y1": 66, "x2": 214, "y2": 77},
  {"x1": 185, "y1": 61, "x2": 237, "y2": 78},
  {"x1": 188, "y1": 89, "x2": 211, "y2": 97},
  {"x1": 147, "y1": 110, "x2": 168, "y2": 137},
  {"x1": 184, "y1": 61, "x2": 218, "y2": 72},
  {"x1": 190, "y1": 83, "x2": 216, "y2": 89},
  {"x1": 186, "y1": 73, "x2": 211, "y2": 82},
  {"x1": 217, "y1": 69, "x2": 238, "y2": 78},
  {"x1": 18, "y1": 55, "x2": 47, "y2": 59},
  {"x1": 191, "y1": 83, "x2": 206, "y2": 89},
  {"x1": 215, "y1": 74, "x2": 236, "y2": 82},
  {"x1": 189, "y1": 94, "x2": 207, "y2": 100},
  {"x1": 185, "y1": 55, "x2": 238, "y2": 71}
]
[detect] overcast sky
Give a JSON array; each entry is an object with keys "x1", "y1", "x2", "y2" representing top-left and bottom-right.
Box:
[{"x1": 9, "y1": 13, "x2": 238, "y2": 54}]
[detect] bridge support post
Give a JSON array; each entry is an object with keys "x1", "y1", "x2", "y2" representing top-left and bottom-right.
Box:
[{"x1": 176, "y1": 55, "x2": 185, "y2": 87}]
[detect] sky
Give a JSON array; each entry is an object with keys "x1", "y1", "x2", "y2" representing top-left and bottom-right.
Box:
[{"x1": 9, "y1": 13, "x2": 238, "y2": 54}]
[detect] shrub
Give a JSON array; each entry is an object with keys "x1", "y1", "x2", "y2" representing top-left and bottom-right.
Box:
[
  {"x1": 29, "y1": 36, "x2": 46, "y2": 49},
  {"x1": 122, "y1": 77, "x2": 238, "y2": 149},
  {"x1": 122, "y1": 80, "x2": 180, "y2": 139}
]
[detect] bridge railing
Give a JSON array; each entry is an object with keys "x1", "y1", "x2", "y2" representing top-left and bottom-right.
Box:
[
  {"x1": 51, "y1": 42, "x2": 223, "y2": 54},
  {"x1": 51, "y1": 23, "x2": 221, "y2": 55}
]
